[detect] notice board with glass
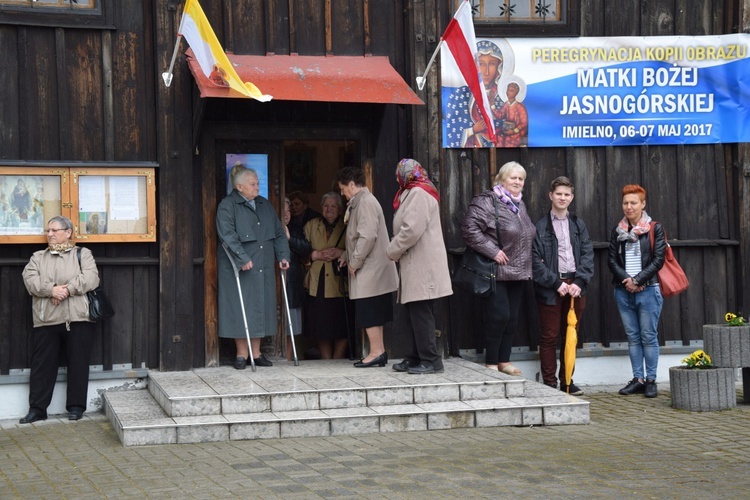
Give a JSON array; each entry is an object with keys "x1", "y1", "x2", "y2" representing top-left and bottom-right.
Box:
[{"x1": 0, "y1": 166, "x2": 156, "y2": 243}]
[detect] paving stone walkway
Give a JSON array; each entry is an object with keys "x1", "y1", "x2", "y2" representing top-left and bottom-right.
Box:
[{"x1": 1, "y1": 385, "x2": 749, "y2": 498}]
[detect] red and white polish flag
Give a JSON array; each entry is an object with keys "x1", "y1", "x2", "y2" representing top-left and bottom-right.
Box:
[{"x1": 441, "y1": 0, "x2": 497, "y2": 143}]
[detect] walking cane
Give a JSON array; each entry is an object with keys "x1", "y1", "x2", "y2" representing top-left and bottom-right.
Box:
[
  {"x1": 221, "y1": 242, "x2": 256, "y2": 371},
  {"x1": 279, "y1": 269, "x2": 299, "y2": 366}
]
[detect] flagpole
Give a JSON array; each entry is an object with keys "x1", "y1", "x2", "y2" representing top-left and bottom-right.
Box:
[
  {"x1": 161, "y1": 35, "x2": 182, "y2": 87},
  {"x1": 415, "y1": 0, "x2": 470, "y2": 90},
  {"x1": 415, "y1": 39, "x2": 443, "y2": 91},
  {"x1": 162, "y1": 4, "x2": 188, "y2": 88}
]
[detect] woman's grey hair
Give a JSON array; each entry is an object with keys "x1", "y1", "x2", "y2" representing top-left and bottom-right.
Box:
[
  {"x1": 494, "y1": 161, "x2": 526, "y2": 186},
  {"x1": 48, "y1": 215, "x2": 73, "y2": 231},
  {"x1": 229, "y1": 163, "x2": 257, "y2": 189},
  {"x1": 320, "y1": 192, "x2": 343, "y2": 210}
]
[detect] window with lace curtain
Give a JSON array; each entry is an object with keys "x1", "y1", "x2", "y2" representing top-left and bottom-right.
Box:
[
  {"x1": 455, "y1": 0, "x2": 578, "y2": 36},
  {"x1": 463, "y1": 0, "x2": 563, "y2": 22}
]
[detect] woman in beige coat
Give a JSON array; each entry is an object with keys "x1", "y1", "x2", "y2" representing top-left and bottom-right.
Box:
[
  {"x1": 20, "y1": 215, "x2": 100, "y2": 423},
  {"x1": 335, "y1": 167, "x2": 398, "y2": 368},
  {"x1": 387, "y1": 159, "x2": 453, "y2": 374}
]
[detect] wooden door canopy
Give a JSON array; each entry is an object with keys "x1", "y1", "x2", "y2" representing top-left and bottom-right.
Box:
[{"x1": 185, "y1": 50, "x2": 424, "y2": 105}]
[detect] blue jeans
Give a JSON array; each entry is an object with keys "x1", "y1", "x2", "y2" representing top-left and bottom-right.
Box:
[{"x1": 614, "y1": 285, "x2": 663, "y2": 380}]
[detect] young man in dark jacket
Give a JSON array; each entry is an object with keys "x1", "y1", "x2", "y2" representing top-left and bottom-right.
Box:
[{"x1": 532, "y1": 176, "x2": 594, "y2": 395}]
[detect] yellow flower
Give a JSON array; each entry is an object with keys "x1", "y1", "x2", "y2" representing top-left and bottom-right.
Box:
[
  {"x1": 681, "y1": 349, "x2": 712, "y2": 369},
  {"x1": 725, "y1": 312, "x2": 746, "y2": 327}
]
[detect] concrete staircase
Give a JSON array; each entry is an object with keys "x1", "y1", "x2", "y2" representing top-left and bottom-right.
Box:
[{"x1": 102, "y1": 358, "x2": 589, "y2": 446}]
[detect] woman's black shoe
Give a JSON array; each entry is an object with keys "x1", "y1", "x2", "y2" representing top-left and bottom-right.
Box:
[
  {"x1": 234, "y1": 357, "x2": 247, "y2": 370},
  {"x1": 19, "y1": 410, "x2": 47, "y2": 424},
  {"x1": 354, "y1": 353, "x2": 387, "y2": 368},
  {"x1": 618, "y1": 378, "x2": 646, "y2": 395}
]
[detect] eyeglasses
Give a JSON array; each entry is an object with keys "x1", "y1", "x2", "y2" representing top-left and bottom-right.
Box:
[{"x1": 46, "y1": 228, "x2": 68, "y2": 233}]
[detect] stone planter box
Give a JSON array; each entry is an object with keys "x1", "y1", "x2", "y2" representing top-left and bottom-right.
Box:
[
  {"x1": 703, "y1": 325, "x2": 750, "y2": 367},
  {"x1": 669, "y1": 366, "x2": 736, "y2": 412},
  {"x1": 703, "y1": 324, "x2": 750, "y2": 403}
]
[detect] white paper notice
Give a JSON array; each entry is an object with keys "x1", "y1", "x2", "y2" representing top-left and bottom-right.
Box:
[
  {"x1": 78, "y1": 177, "x2": 107, "y2": 212},
  {"x1": 109, "y1": 177, "x2": 140, "y2": 220}
]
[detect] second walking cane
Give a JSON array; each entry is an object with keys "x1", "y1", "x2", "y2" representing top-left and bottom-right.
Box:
[{"x1": 279, "y1": 269, "x2": 299, "y2": 366}]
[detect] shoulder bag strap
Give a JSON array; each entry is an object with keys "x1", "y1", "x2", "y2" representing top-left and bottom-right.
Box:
[
  {"x1": 76, "y1": 247, "x2": 82, "y2": 271},
  {"x1": 493, "y1": 195, "x2": 504, "y2": 250},
  {"x1": 649, "y1": 221, "x2": 667, "y2": 251}
]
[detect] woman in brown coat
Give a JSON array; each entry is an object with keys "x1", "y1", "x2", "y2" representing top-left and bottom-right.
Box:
[
  {"x1": 387, "y1": 159, "x2": 453, "y2": 374},
  {"x1": 335, "y1": 167, "x2": 398, "y2": 368}
]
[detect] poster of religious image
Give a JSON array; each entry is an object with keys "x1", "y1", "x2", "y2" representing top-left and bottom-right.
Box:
[
  {"x1": 80, "y1": 212, "x2": 109, "y2": 234},
  {"x1": 226, "y1": 154, "x2": 269, "y2": 199},
  {"x1": 441, "y1": 34, "x2": 750, "y2": 148},
  {"x1": 0, "y1": 175, "x2": 62, "y2": 235}
]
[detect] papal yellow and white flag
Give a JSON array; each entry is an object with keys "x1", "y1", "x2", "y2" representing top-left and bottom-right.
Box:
[{"x1": 178, "y1": 0, "x2": 271, "y2": 102}]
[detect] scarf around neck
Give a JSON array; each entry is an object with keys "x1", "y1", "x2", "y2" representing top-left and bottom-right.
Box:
[
  {"x1": 48, "y1": 241, "x2": 75, "y2": 254},
  {"x1": 492, "y1": 185, "x2": 521, "y2": 214},
  {"x1": 616, "y1": 212, "x2": 652, "y2": 254},
  {"x1": 393, "y1": 158, "x2": 440, "y2": 210}
]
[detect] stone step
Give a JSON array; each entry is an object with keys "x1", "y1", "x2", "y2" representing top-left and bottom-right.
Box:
[{"x1": 102, "y1": 358, "x2": 590, "y2": 446}]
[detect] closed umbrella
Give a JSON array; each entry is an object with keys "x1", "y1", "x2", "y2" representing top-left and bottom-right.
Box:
[{"x1": 563, "y1": 297, "x2": 578, "y2": 393}]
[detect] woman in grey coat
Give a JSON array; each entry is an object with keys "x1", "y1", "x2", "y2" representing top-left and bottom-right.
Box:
[{"x1": 217, "y1": 165, "x2": 290, "y2": 369}]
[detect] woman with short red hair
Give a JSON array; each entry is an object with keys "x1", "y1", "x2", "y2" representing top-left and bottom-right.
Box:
[{"x1": 608, "y1": 184, "x2": 666, "y2": 398}]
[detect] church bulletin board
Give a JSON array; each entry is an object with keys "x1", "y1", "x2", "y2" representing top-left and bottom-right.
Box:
[{"x1": 0, "y1": 166, "x2": 156, "y2": 243}]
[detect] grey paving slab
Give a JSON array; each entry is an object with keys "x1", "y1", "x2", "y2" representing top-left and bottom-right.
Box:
[{"x1": 6, "y1": 366, "x2": 750, "y2": 498}]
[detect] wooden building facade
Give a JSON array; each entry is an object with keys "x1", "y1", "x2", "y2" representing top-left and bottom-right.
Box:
[{"x1": 1, "y1": 0, "x2": 749, "y2": 375}]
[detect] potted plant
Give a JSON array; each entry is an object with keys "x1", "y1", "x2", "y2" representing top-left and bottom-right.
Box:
[
  {"x1": 703, "y1": 313, "x2": 749, "y2": 367},
  {"x1": 702, "y1": 312, "x2": 749, "y2": 404},
  {"x1": 669, "y1": 349, "x2": 736, "y2": 411}
]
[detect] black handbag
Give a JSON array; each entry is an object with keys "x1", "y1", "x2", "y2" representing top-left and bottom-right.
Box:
[
  {"x1": 452, "y1": 194, "x2": 503, "y2": 297},
  {"x1": 77, "y1": 249, "x2": 115, "y2": 321}
]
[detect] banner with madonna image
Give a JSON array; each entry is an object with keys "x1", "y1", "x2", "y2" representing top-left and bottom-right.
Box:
[{"x1": 441, "y1": 34, "x2": 750, "y2": 148}]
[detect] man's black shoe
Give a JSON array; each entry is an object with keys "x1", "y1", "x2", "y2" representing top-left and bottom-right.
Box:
[
  {"x1": 392, "y1": 359, "x2": 419, "y2": 372},
  {"x1": 560, "y1": 383, "x2": 584, "y2": 396},
  {"x1": 234, "y1": 357, "x2": 247, "y2": 370},
  {"x1": 619, "y1": 378, "x2": 646, "y2": 395},
  {"x1": 19, "y1": 410, "x2": 47, "y2": 424},
  {"x1": 407, "y1": 362, "x2": 444, "y2": 375},
  {"x1": 644, "y1": 379, "x2": 658, "y2": 398},
  {"x1": 68, "y1": 408, "x2": 84, "y2": 421},
  {"x1": 253, "y1": 355, "x2": 273, "y2": 367}
]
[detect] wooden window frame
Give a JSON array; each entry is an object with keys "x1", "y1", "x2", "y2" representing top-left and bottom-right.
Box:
[
  {"x1": 458, "y1": 0, "x2": 580, "y2": 37},
  {"x1": 0, "y1": 0, "x2": 114, "y2": 30},
  {"x1": 0, "y1": 165, "x2": 156, "y2": 244}
]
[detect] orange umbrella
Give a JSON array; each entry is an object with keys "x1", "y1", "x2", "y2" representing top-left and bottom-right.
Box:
[{"x1": 564, "y1": 297, "x2": 578, "y2": 393}]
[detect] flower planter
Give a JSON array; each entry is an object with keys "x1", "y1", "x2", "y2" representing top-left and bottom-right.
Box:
[
  {"x1": 703, "y1": 325, "x2": 750, "y2": 367},
  {"x1": 703, "y1": 324, "x2": 750, "y2": 404},
  {"x1": 669, "y1": 366, "x2": 736, "y2": 412}
]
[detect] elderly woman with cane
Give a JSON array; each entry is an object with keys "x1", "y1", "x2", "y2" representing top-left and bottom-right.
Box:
[{"x1": 217, "y1": 164, "x2": 290, "y2": 369}]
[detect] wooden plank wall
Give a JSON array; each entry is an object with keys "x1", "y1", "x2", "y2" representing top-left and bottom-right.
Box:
[
  {"x1": 1, "y1": 0, "x2": 747, "y2": 374},
  {"x1": 413, "y1": 0, "x2": 745, "y2": 356},
  {"x1": 0, "y1": 0, "x2": 166, "y2": 374}
]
